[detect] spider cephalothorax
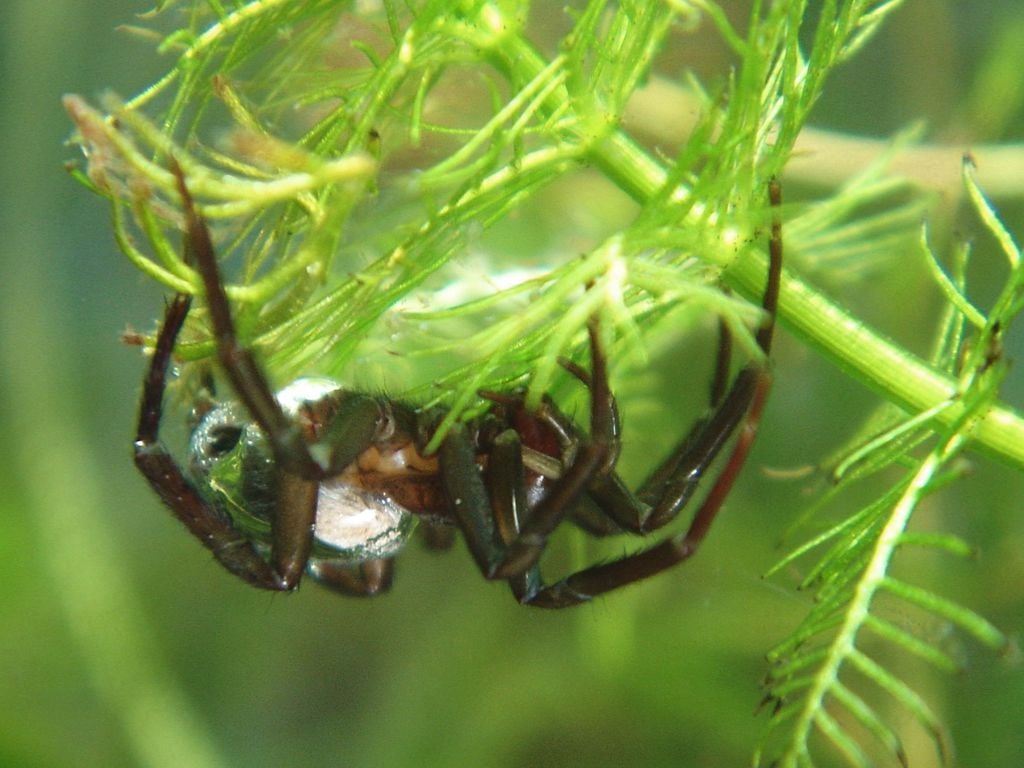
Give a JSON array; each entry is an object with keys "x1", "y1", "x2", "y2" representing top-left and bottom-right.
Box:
[{"x1": 134, "y1": 165, "x2": 781, "y2": 608}]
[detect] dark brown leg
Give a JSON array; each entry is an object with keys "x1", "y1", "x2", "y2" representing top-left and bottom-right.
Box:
[
  {"x1": 633, "y1": 358, "x2": 762, "y2": 532},
  {"x1": 171, "y1": 163, "x2": 392, "y2": 590},
  {"x1": 439, "y1": 356, "x2": 770, "y2": 607},
  {"x1": 593, "y1": 180, "x2": 783, "y2": 535},
  {"x1": 448, "y1": 182, "x2": 783, "y2": 607},
  {"x1": 419, "y1": 521, "x2": 457, "y2": 550},
  {"x1": 518, "y1": 182, "x2": 784, "y2": 607},
  {"x1": 173, "y1": 164, "x2": 317, "y2": 479},
  {"x1": 627, "y1": 322, "x2": 737, "y2": 531},
  {"x1": 488, "y1": 320, "x2": 619, "y2": 578},
  {"x1": 271, "y1": 472, "x2": 319, "y2": 588},
  {"x1": 174, "y1": 165, "x2": 398, "y2": 590},
  {"x1": 134, "y1": 293, "x2": 290, "y2": 590},
  {"x1": 522, "y1": 367, "x2": 771, "y2": 608},
  {"x1": 710, "y1": 318, "x2": 733, "y2": 407},
  {"x1": 485, "y1": 429, "x2": 543, "y2": 601},
  {"x1": 310, "y1": 558, "x2": 394, "y2": 596},
  {"x1": 438, "y1": 423, "x2": 507, "y2": 575},
  {"x1": 436, "y1": 423, "x2": 543, "y2": 602}
]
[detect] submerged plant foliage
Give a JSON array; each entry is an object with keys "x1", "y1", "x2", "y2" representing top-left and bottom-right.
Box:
[
  {"x1": 755, "y1": 161, "x2": 1019, "y2": 766},
  {"x1": 64, "y1": 1, "x2": 1023, "y2": 765}
]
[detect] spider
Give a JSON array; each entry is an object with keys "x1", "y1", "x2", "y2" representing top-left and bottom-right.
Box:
[{"x1": 134, "y1": 166, "x2": 782, "y2": 609}]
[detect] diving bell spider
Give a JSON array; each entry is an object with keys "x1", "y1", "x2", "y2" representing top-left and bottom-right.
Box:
[{"x1": 134, "y1": 167, "x2": 782, "y2": 608}]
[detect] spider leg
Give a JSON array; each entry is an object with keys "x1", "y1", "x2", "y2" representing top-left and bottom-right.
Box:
[
  {"x1": 569, "y1": 322, "x2": 738, "y2": 538},
  {"x1": 419, "y1": 520, "x2": 457, "y2": 550},
  {"x1": 631, "y1": 348, "x2": 761, "y2": 532},
  {"x1": 437, "y1": 424, "x2": 542, "y2": 600},
  {"x1": 476, "y1": 349, "x2": 771, "y2": 607},
  {"x1": 487, "y1": 319, "x2": 620, "y2": 578},
  {"x1": 440, "y1": 312, "x2": 638, "y2": 592},
  {"x1": 441, "y1": 352, "x2": 768, "y2": 607},
  {"x1": 515, "y1": 181, "x2": 784, "y2": 608},
  {"x1": 172, "y1": 163, "x2": 388, "y2": 589},
  {"x1": 309, "y1": 558, "x2": 394, "y2": 596},
  {"x1": 521, "y1": 368, "x2": 772, "y2": 608},
  {"x1": 540, "y1": 312, "x2": 740, "y2": 538},
  {"x1": 172, "y1": 163, "x2": 320, "y2": 480},
  {"x1": 438, "y1": 423, "x2": 507, "y2": 574},
  {"x1": 710, "y1": 317, "x2": 734, "y2": 408},
  {"x1": 134, "y1": 293, "x2": 291, "y2": 590},
  {"x1": 630, "y1": 179, "x2": 782, "y2": 532},
  {"x1": 485, "y1": 430, "x2": 544, "y2": 601}
]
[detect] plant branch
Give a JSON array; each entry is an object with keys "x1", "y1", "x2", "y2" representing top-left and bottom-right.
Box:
[
  {"x1": 492, "y1": 32, "x2": 1024, "y2": 472},
  {"x1": 626, "y1": 75, "x2": 1024, "y2": 200}
]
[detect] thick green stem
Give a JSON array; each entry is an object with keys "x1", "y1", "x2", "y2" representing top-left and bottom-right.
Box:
[{"x1": 598, "y1": 128, "x2": 1024, "y2": 470}]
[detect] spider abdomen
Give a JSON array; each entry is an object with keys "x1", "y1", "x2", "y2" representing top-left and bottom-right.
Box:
[{"x1": 313, "y1": 478, "x2": 414, "y2": 560}]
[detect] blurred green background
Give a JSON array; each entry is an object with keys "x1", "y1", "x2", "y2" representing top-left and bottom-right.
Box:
[{"x1": 2, "y1": 2, "x2": 1023, "y2": 766}]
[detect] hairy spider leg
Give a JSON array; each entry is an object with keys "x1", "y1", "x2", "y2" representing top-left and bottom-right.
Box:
[
  {"x1": 136, "y1": 164, "x2": 395, "y2": 593},
  {"x1": 175, "y1": 165, "x2": 316, "y2": 587},
  {"x1": 545, "y1": 181, "x2": 783, "y2": 606},
  {"x1": 637, "y1": 183, "x2": 781, "y2": 533},
  {"x1": 599, "y1": 182, "x2": 781, "y2": 538},
  {"x1": 438, "y1": 416, "x2": 554, "y2": 602},
  {"x1": 173, "y1": 164, "x2": 316, "y2": 480},
  {"x1": 490, "y1": 320, "x2": 621, "y2": 577},
  {"x1": 440, "y1": 182, "x2": 783, "y2": 607},
  {"x1": 309, "y1": 559, "x2": 394, "y2": 597},
  {"x1": 134, "y1": 292, "x2": 292, "y2": 589},
  {"x1": 709, "y1": 318, "x2": 734, "y2": 408},
  {"x1": 435, "y1": 319, "x2": 619, "y2": 585}
]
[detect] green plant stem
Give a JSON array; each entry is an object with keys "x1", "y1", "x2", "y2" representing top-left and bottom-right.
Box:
[
  {"x1": 498, "y1": 34, "x2": 1024, "y2": 471},
  {"x1": 627, "y1": 75, "x2": 1024, "y2": 200},
  {"x1": 609, "y1": 128, "x2": 1024, "y2": 469}
]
